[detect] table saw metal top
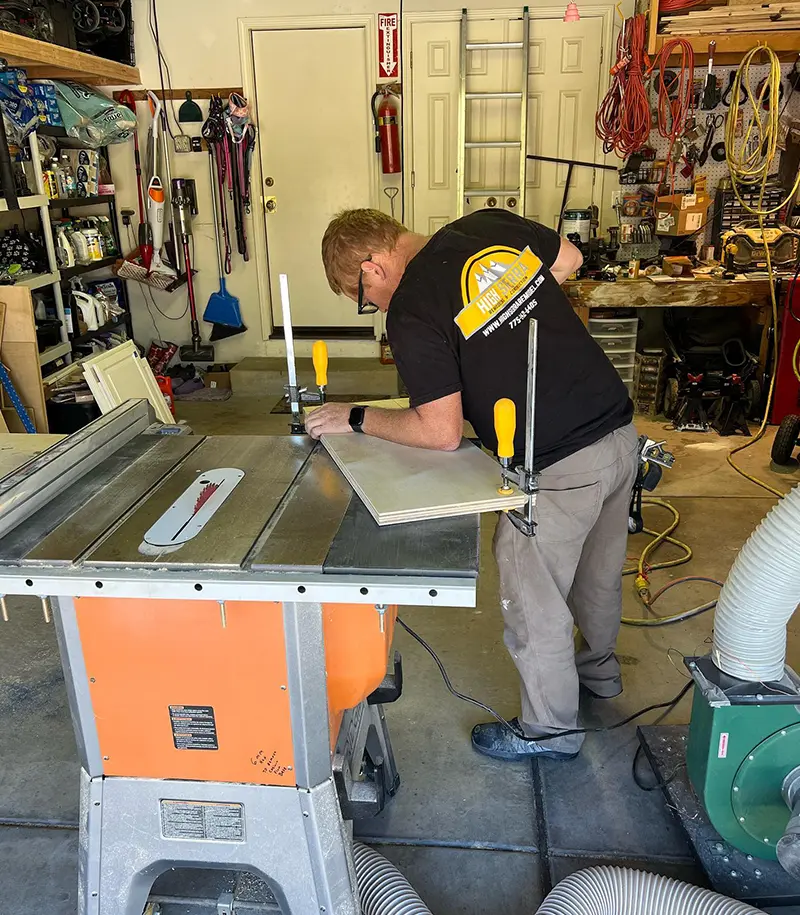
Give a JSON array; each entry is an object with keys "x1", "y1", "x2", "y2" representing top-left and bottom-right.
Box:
[{"x1": 0, "y1": 400, "x2": 479, "y2": 606}]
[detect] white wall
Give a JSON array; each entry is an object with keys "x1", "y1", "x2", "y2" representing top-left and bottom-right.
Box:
[{"x1": 112, "y1": 0, "x2": 627, "y2": 361}]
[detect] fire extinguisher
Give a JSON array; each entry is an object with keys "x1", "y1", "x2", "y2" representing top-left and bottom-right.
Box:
[{"x1": 371, "y1": 89, "x2": 401, "y2": 175}]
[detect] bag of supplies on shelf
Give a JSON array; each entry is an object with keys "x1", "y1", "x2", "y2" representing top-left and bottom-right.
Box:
[
  {"x1": 0, "y1": 82, "x2": 38, "y2": 145},
  {"x1": 50, "y1": 81, "x2": 136, "y2": 148}
]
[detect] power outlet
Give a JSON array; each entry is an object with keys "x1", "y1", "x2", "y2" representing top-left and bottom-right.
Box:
[
  {"x1": 173, "y1": 135, "x2": 192, "y2": 154},
  {"x1": 611, "y1": 190, "x2": 622, "y2": 207}
]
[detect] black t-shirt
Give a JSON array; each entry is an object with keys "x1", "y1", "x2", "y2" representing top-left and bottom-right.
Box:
[{"x1": 386, "y1": 209, "x2": 633, "y2": 470}]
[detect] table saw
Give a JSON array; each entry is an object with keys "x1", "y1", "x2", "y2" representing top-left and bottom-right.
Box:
[{"x1": 0, "y1": 399, "x2": 480, "y2": 915}]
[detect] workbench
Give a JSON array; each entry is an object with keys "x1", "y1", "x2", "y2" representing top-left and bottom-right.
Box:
[
  {"x1": 565, "y1": 276, "x2": 774, "y2": 370},
  {"x1": 0, "y1": 399, "x2": 480, "y2": 915}
]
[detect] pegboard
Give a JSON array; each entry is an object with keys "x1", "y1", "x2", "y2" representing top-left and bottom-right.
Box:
[{"x1": 615, "y1": 58, "x2": 800, "y2": 248}]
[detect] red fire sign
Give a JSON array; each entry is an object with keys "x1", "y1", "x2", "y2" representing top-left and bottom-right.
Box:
[{"x1": 378, "y1": 13, "x2": 399, "y2": 79}]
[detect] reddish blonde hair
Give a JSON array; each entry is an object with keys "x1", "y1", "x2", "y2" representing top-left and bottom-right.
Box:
[{"x1": 321, "y1": 208, "x2": 405, "y2": 296}]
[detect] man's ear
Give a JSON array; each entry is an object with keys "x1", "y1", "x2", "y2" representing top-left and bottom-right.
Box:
[{"x1": 362, "y1": 258, "x2": 387, "y2": 282}]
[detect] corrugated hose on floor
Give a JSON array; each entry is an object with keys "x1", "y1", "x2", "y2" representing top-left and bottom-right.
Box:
[
  {"x1": 353, "y1": 850, "x2": 766, "y2": 914},
  {"x1": 353, "y1": 842, "x2": 432, "y2": 915},
  {"x1": 534, "y1": 866, "x2": 766, "y2": 914}
]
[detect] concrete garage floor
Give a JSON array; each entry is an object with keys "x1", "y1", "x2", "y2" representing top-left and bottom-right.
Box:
[{"x1": 1, "y1": 394, "x2": 800, "y2": 913}]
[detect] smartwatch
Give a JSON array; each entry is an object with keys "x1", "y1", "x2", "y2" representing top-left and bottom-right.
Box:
[{"x1": 349, "y1": 406, "x2": 366, "y2": 433}]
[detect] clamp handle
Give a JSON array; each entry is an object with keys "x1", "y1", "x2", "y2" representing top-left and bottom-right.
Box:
[
  {"x1": 494, "y1": 398, "x2": 516, "y2": 460},
  {"x1": 313, "y1": 340, "x2": 328, "y2": 388}
]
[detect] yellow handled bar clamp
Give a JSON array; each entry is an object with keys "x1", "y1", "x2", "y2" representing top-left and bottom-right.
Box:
[
  {"x1": 313, "y1": 340, "x2": 328, "y2": 404},
  {"x1": 494, "y1": 397, "x2": 516, "y2": 495}
]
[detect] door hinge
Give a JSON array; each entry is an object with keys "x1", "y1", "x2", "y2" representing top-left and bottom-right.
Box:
[
  {"x1": 409, "y1": 50, "x2": 413, "y2": 69},
  {"x1": 411, "y1": 170, "x2": 416, "y2": 188},
  {"x1": 600, "y1": 45, "x2": 604, "y2": 65}
]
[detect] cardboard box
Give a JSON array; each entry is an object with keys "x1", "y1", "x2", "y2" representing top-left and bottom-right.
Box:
[
  {"x1": 204, "y1": 371, "x2": 232, "y2": 390},
  {"x1": 655, "y1": 192, "x2": 712, "y2": 236},
  {"x1": 662, "y1": 256, "x2": 694, "y2": 277}
]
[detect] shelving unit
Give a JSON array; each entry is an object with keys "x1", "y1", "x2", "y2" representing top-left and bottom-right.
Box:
[
  {"x1": 11, "y1": 131, "x2": 71, "y2": 369},
  {"x1": 60, "y1": 256, "x2": 118, "y2": 280},
  {"x1": 18, "y1": 271, "x2": 60, "y2": 290},
  {"x1": 0, "y1": 30, "x2": 139, "y2": 85},
  {"x1": 38, "y1": 340, "x2": 71, "y2": 366},
  {"x1": 49, "y1": 195, "x2": 115, "y2": 209},
  {"x1": 646, "y1": 0, "x2": 800, "y2": 60}
]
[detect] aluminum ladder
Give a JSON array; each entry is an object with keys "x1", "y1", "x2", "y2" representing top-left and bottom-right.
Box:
[{"x1": 456, "y1": 6, "x2": 531, "y2": 218}]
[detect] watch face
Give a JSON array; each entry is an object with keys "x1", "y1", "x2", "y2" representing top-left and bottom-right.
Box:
[{"x1": 349, "y1": 407, "x2": 365, "y2": 430}]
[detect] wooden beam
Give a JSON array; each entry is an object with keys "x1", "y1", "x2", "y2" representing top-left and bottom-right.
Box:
[
  {"x1": 0, "y1": 29, "x2": 139, "y2": 85},
  {"x1": 652, "y1": 31, "x2": 800, "y2": 59},
  {"x1": 648, "y1": 0, "x2": 662, "y2": 56},
  {"x1": 564, "y1": 278, "x2": 772, "y2": 309},
  {"x1": 112, "y1": 88, "x2": 243, "y2": 103}
]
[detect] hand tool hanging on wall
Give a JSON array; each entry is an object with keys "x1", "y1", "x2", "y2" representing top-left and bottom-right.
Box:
[
  {"x1": 172, "y1": 177, "x2": 214, "y2": 363},
  {"x1": 225, "y1": 92, "x2": 256, "y2": 261},
  {"x1": 157, "y1": 96, "x2": 178, "y2": 270},
  {"x1": 698, "y1": 114, "x2": 723, "y2": 166},
  {"x1": 178, "y1": 91, "x2": 202, "y2": 123},
  {"x1": 203, "y1": 150, "x2": 246, "y2": 341},
  {"x1": 118, "y1": 90, "x2": 152, "y2": 268},
  {"x1": 701, "y1": 41, "x2": 719, "y2": 109},
  {"x1": 202, "y1": 95, "x2": 232, "y2": 273},
  {"x1": 146, "y1": 91, "x2": 174, "y2": 277}
]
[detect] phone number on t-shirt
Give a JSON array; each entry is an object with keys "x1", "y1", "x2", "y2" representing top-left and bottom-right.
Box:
[{"x1": 480, "y1": 273, "x2": 544, "y2": 338}]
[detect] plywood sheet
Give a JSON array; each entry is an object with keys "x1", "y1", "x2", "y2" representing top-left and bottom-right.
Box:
[{"x1": 320, "y1": 434, "x2": 526, "y2": 526}]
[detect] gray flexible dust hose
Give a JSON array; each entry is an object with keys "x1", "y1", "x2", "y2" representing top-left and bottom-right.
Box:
[
  {"x1": 353, "y1": 842, "x2": 432, "y2": 915},
  {"x1": 712, "y1": 482, "x2": 800, "y2": 680},
  {"x1": 535, "y1": 866, "x2": 766, "y2": 914}
]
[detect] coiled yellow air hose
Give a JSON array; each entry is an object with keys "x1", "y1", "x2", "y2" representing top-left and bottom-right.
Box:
[{"x1": 724, "y1": 44, "x2": 800, "y2": 498}]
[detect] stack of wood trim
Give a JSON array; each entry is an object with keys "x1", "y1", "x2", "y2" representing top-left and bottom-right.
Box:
[{"x1": 662, "y1": 1, "x2": 800, "y2": 34}]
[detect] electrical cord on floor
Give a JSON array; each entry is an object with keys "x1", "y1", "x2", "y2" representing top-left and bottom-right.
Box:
[
  {"x1": 396, "y1": 617, "x2": 694, "y2": 743},
  {"x1": 632, "y1": 743, "x2": 687, "y2": 791},
  {"x1": 723, "y1": 45, "x2": 800, "y2": 499}
]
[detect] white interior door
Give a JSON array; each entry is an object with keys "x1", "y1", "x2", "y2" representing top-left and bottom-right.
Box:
[
  {"x1": 524, "y1": 16, "x2": 605, "y2": 227},
  {"x1": 253, "y1": 26, "x2": 376, "y2": 331},
  {"x1": 410, "y1": 14, "x2": 606, "y2": 233}
]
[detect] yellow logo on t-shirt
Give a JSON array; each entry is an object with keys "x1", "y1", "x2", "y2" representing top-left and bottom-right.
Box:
[{"x1": 455, "y1": 245, "x2": 543, "y2": 340}]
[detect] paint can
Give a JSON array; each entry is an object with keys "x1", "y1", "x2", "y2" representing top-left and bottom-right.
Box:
[{"x1": 561, "y1": 208, "x2": 592, "y2": 244}]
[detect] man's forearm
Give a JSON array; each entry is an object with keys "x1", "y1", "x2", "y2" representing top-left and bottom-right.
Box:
[{"x1": 362, "y1": 406, "x2": 460, "y2": 450}]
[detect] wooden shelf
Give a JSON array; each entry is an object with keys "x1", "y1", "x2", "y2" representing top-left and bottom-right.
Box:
[
  {"x1": 0, "y1": 30, "x2": 139, "y2": 85},
  {"x1": 647, "y1": 0, "x2": 800, "y2": 60},
  {"x1": 650, "y1": 30, "x2": 800, "y2": 60}
]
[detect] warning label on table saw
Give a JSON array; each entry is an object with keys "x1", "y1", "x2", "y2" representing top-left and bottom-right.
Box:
[
  {"x1": 160, "y1": 799, "x2": 245, "y2": 842},
  {"x1": 169, "y1": 705, "x2": 219, "y2": 750}
]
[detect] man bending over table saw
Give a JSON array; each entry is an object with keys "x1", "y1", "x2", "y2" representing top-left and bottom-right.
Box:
[{"x1": 307, "y1": 207, "x2": 637, "y2": 762}]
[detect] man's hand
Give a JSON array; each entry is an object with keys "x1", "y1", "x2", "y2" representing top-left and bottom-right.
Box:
[{"x1": 305, "y1": 403, "x2": 354, "y2": 440}]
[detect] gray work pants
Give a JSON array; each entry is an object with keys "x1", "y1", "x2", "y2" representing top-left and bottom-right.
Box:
[{"x1": 492, "y1": 422, "x2": 638, "y2": 754}]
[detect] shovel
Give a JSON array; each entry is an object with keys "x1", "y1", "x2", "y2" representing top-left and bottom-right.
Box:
[{"x1": 203, "y1": 151, "x2": 247, "y2": 338}]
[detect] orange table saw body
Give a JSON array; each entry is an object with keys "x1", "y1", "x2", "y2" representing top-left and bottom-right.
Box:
[{"x1": 75, "y1": 597, "x2": 397, "y2": 786}]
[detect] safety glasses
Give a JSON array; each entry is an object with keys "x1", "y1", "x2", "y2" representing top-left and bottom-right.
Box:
[{"x1": 357, "y1": 256, "x2": 379, "y2": 315}]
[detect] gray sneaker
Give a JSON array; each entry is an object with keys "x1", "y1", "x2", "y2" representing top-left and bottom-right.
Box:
[{"x1": 470, "y1": 719, "x2": 579, "y2": 762}]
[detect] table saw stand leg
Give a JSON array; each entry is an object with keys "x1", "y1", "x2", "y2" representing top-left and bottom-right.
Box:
[{"x1": 54, "y1": 596, "x2": 360, "y2": 915}]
